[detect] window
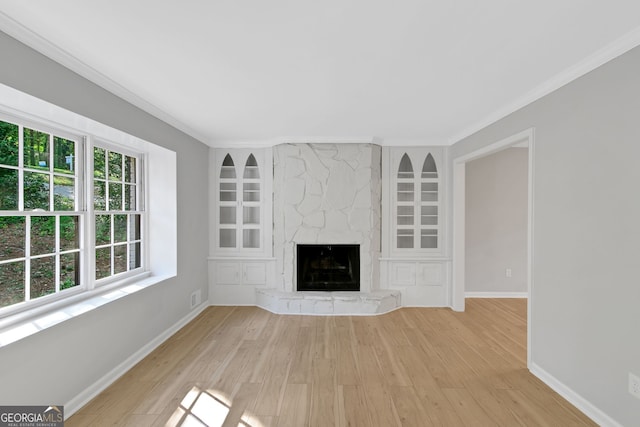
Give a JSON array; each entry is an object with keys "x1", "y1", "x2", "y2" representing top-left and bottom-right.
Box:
[
  {"x1": 93, "y1": 146, "x2": 143, "y2": 280},
  {"x1": 395, "y1": 151, "x2": 440, "y2": 251},
  {"x1": 216, "y1": 151, "x2": 262, "y2": 251},
  {"x1": 0, "y1": 113, "x2": 145, "y2": 315}
]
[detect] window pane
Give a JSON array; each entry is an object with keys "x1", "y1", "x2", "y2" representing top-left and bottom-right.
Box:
[
  {"x1": 30, "y1": 256, "x2": 55, "y2": 299},
  {"x1": 114, "y1": 214, "x2": 127, "y2": 243},
  {"x1": 397, "y1": 229, "x2": 413, "y2": 249},
  {"x1": 0, "y1": 261, "x2": 24, "y2": 307},
  {"x1": 0, "y1": 216, "x2": 25, "y2": 260},
  {"x1": 421, "y1": 206, "x2": 438, "y2": 225},
  {"x1": 0, "y1": 120, "x2": 19, "y2": 166},
  {"x1": 421, "y1": 229, "x2": 438, "y2": 249},
  {"x1": 124, "y1": 184, "x2": 136, "y2": 210},
  {"x1": 94, "y1": 180, "x2": 106, "y2": 210},
  {"x1": 397, "y1": 204, "x2": 414, "y2": 225},
  {"x1": 60, "y1": 252, "x2": 80, "y2": 290},
  {"x1": 421, "y1": 153, "x2": 438, "y2": 179},
  {"x1": 24, "y1": 128, "x2": 50, "y2": 170},
  {"x1": 60, "y1": 216, "x2": 79, "y2": 251},
  {"x1": 398, "y1": 153, "x2": 414, "y2": 178},
  {"x1": 94, "y1": 147, "x2": 106, "y2": 178},
  {"x1": 95, "y1": 247, "x2": 111, "y2": 279},
  {"x1": 220, "y1": 206, "x2": 236, "y2": 224},
  {"x1": 219, "y1": 229, "x2": 236, "y2": 248},
  {"x1": 24, "y1": 172, "x2": 50, "y2": 210},
  {"x1": 243, "y1": 229, "x2": 260, "y2": 248},
  {"x1": 31, "y1": 216, "x2": 55, "y2": 255},
  {"x1": 96, "y1": 214, "x2": 111, "y2": 245},
  {"x1": 397, "y1": 182, "x2": 414, "y2": 202},
  {"x1": 124, "y1": 156, "x2": 136, "y2": 183},
  {"x1": 0, "y1": 168, "x2": 18, "y2": 210},
  {"x1": 129, "y1": 214, "x2": 141, "y2": 241},
  {"x1": 220, "y1": 154, "x2": 236, "y2": 179},
  {"x1": 243, "y1": 183, "x2": 260, "y2": 202},
  {"x1": 220, "y1": 183, "x2": 236, "y2": 201},
  {"x1": 53, "y1": 137, "x2": 75, "y2": 174},
  {"x1": 243, "y1": 206, "x2": 259, "y2": 224},
  {"x1": 54, "y1": 175, "x2": 75, "y2": 210},
  {"x1": 129, "y1": 242, "x2": 141, "y2": 270},
  {"x1": 109, "y1": 183, "x2": 122, "y2": 210},
  {"x1": 109, "y1": 151, "x2": 122, "y2": 181},
  {"x1": 397, "y1": 235, "x2": 414, "y2": 249},
  {"x1": 114, "y1": 244, "x2": 127, "y2": 274},
  {"x1": 421, "y1": 182, "x2": 438, "y2": 202},
  {"x1": 243, "y1": 154, "x2": 260, "y2": 179}
]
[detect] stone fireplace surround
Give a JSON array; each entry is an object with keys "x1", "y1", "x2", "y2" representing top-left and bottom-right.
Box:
[{"x1": 256, "y1": 143, "x2": 400, "y2": 315}]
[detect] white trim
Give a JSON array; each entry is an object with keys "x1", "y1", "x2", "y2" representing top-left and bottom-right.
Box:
[
  {"x1": 530, "y1": 363, "x2": 623, "y2": 427},
  {"x1": 452, "y1": 161, "x2": 465, "y2": 312},
  {"x1": 0, "y1": 11, "x2": 209, "y2": 145},
  {"x1": 209, "y1": 137, "x2": 450, "y2": 149},
  {"x1": 451, "y1": 128, "x2": 534, "y2": 367},
  {"x1": 448, "y1": 27, "x2": 640, "y2": 145},
  {"x1": 64, "y1": 300, "x2": 209, "y2": 419},
  {"x1": 465, "y1": 292, "x2": 527, "y2": 298}
]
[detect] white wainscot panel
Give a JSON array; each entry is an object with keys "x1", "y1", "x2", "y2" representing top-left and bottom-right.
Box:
[
  {"x1": 418, "y1": 263, "x2": 443, "y2": 286},
  {"x1": 209, "y1": 258, "x2": 276, "y2": 305},
  {"x1": 391, "y1": 263, "x2": 416, "y2": 287},
  {"x1": 243, "y1": 263, "x2": 267, "y2": 285},
  {"x1": 215, "y1": 262, "x2": 241, "y2": 285}
]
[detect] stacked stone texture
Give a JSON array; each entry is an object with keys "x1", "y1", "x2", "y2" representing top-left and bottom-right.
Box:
[{"x1": 273, "y1": 143, "x2": 382, "y2": 292}]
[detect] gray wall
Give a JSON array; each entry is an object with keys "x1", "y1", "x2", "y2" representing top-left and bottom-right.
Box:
[
  {"x1": 452, "y1": 46, "x2": 640, "y2": 425},
  {"x1": 0, "y1": 32, "x2": 209, "y2": 408},
  {"x1": 465, "y1": 147, "x2": 528, "y2": 293}
]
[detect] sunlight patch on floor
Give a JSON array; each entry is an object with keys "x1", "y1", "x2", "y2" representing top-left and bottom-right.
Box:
[{"x1": 167, "y1": 386, "x2": 262, "y2": 427}]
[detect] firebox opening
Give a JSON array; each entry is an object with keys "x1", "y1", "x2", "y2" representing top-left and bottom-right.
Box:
[{"x1": 296, "y1": 244, "x2": 360, "y2": 292}]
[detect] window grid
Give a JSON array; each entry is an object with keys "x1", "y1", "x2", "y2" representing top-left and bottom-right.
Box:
[
  {"x1": 0, "y1": 118, "x2": 82, "y2": 310},
  {"x1": 395, "y1": 152, "x2": 439, "y2": 251},
  {"x1": 242, "y1": 154, "x2": 260, "y2": 249},
  {"x1": 0, "y1": 112, "x2": 146, "y2": 315},
  {"x1": 419, "y1": 154, "x2": 439, "y2": 249},
  {"x1": 93, "y1": 146, "x2": 143, "y2": 282},
  {"x1": 217, "y1": 152, "x2": 262, "y2": 251}
]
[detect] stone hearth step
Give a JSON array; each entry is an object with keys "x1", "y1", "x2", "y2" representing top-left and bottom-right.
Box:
[{"x1": 256, "y1": 289, "x2": 401, "y2": 315}]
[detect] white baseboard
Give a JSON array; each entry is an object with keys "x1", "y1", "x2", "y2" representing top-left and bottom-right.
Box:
[
  {"x1": 465, "y1": 291, "x2": 528, "y2": 298},
  {"x1": 530, "y1": 362, "x2": 623, "y2": 427},
  {"x1": 65, "y1": 301, "x2": 209, "y2": 418}
]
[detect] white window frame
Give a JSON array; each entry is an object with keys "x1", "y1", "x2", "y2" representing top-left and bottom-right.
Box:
[
  {"x1": 0, "y1": 113, "x2": 149, "y2": 318},
  {"x1": 0, "y1": 82, "x2": 176, "y2": 347},
  {"x1": 90, "y1": 139, "x2": 146, "y2": 286},
  {"x1": 391, "y1": 149, "x2": 443, "y2": 255}
]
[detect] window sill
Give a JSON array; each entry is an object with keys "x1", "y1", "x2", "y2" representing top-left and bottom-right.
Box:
[{"x1": 0, "y1": 272, "x2": 171, "y2": 348}]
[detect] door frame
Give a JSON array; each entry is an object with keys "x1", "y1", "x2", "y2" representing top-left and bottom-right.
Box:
[{"x1": 451, "y1": 128, "x2": 535, "y2": 367}]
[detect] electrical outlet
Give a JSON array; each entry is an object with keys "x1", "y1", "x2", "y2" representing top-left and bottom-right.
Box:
[
  {"x1": 630, "y1": 373, "x2": 640, "y2": 399},
  {"x1": 190, "y1": 290, "x2": 202, "y2": 309},
  {"x1": 505, "y1": 268, "x2": 512, "y2": 278}
]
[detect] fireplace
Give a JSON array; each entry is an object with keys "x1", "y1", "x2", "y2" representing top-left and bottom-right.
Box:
[{"x1": 297, "y1": 244, "x2": 360, "y2": 291}]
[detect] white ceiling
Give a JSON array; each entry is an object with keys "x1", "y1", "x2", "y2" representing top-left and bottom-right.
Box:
[{"x1": 1, "y1": 1, "x2": 640, "y2": 147}]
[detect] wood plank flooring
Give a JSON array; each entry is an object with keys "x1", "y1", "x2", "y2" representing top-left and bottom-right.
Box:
[{"x1": 67, "y1": 299, "x2": 597, "y2": 426}]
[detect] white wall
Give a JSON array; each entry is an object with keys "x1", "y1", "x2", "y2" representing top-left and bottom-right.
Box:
[
  {"x1": 465, "y1": 147, "x2": 528, "y2": 294},
  {"x1": 0, "y1": 31, "x2": 209, "y2": 410},
  {"x1": 451, "y1": 45, "x2": 640, "y2": 425}
]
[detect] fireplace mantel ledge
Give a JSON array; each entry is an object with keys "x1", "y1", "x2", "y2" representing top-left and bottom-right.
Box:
[{"x1": 255, "y1": 289, "x2": 401, "y2": 316}]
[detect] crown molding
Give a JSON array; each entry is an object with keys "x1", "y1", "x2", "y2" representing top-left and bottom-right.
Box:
[
  {"x1": 208, "y1": 136, "x2": 452, "y2": 148},
  {"x1": 0, "y1": 11, "x2": 210, "y2": 145},
  {"x1": 448, "y1": 26, "x2": 640, "y2": 145}
]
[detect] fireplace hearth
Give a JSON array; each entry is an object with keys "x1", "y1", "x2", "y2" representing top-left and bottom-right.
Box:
[{"x1": 297, "y1": 244, "x2": 360, "y2": 291}]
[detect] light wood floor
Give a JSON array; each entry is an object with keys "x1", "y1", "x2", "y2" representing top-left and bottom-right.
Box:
[{"x1": 68, "y1": 299, "x2": 596, "y2": 426}]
